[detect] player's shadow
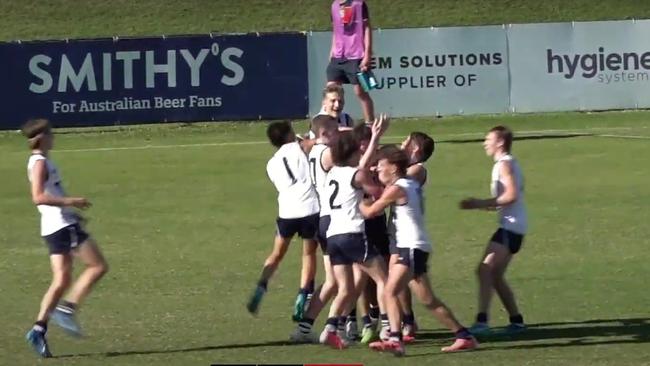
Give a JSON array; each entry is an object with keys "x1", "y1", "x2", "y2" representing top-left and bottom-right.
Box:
[
  {"x1": 54, "y1": 340, "x2": 297, "y2": 359},
  {"x1": 54, "y1": 317, "x2": 650, "y2": 359},
  {"x1": 409, "y1": 317, "x2": 650, "y2": 356},
  {"x1": 441, "y1": 132, "x2": 592, "y2": 144}
]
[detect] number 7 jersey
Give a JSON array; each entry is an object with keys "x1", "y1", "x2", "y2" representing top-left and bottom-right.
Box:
[
  {"x1": 266, "y1": 142, "x2": 319, "y2": 219},
  {"x1": 308, "y1": 143, "x2": 332, "y2": 217}
]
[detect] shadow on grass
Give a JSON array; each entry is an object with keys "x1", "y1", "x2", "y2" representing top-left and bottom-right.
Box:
[
  {"x1": 54, "y1": 340, "x2": 295, "y2": 359},
  {"x1": 441, "y1": 132, "x2": 592, "y2": 144},
  {"x1": 408, "y1": 317, "x2": 650, "y2": 357},
  {"x1": 55, "y1": 317, "x2": 650, "y2": 359}
]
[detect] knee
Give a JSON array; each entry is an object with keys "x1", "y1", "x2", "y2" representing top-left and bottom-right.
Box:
[
  {"x1": 52, "y1": 271, "x2": 72, "y2": 292},
  {"x1": 95, "y1": 261, "x2": 109, "y2": 277},
  {"x1": 371, "y1": 276, "x2": 386, "y2": 290},
  {"x1": 492, "y1": 271, "x2": 506, "y2": 285},
  {"x1": 384, "y1": 283, "x2": 400, "y2": 299},
  {"x1": 355, "y1": 87, "x2": 369, "y2": 98},
  {"x1": 476, "y1": 263, "x2": 492, "y2": 278},
  {"x1": 337, "y1": 284, "x2": 354, "y2": 300},
  {"x1": 266, "y1": 255, "x2": 281, "y2": 266},
  {"x1": 266, "y1": 250, "x2": 286, "y2": 265},
  {"x1": 303, "y1": 243, "x2": 317, "y2": 256},
  {"x1": 324, "y1": 279, "x2": 338, "y2": 294},
  {"x1": 419, "y1": 290, "x2": 441, "y2": 309}
]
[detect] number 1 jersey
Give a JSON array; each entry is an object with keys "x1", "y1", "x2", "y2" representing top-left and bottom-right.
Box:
[{"x1": 266, "y1": 142, "x2": 319, "y2": 219}]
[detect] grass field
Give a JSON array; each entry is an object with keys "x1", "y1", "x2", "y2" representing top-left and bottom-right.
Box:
[
  {"x1": 2, "y1": 0, "x2": 650, "y2": 41},
  {"x1": 2, "y1": 0, "x2": 650, "y2": 365},
  {"x1": 1, "y1": 111, "x2": 650, "y2": 365}
]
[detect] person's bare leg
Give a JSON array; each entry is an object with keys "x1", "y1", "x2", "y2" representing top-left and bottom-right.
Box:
[
  {"x1": 300, "y1": 239, "x2": 318, "y2": 290},
  {"x1": 65, "y1": 239, "x2": 108, "y2": 306},
  {"x1": 304, "y1": 255, "x2": 337, "y2": 320},
  {"x1": 410, "y1": 275, "x2": 463, "y2": 332},
  {"x1": 247, "y1": 234, "x2": 292, "y2": 314},
  {"x1": 476, "y1": 242, "x2": 513, "y2": 325},
  {"x1": 258, "y1": 235, "x2": 292, "y2": 286},
  {"x1": 37, "y1": 254, "x2": 73, "y2": 322},
  {"x1": 354, "y1": 84, "x2": 375, "y2": 122},
  {"x1": 383, "y1": 264, "x2": 411, "y2": 337}
]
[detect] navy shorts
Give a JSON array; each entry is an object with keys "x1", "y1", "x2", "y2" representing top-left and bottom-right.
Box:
[
  {"x1": 490, "y1": 228, "x2": 524, "y2": 254},
  {"x1": 389, "y1": 237, "x2": 398, "y2": 255},
  {"x1": 317, "y1": 215, "x2": 331, "y2": 252},
  {"x1": 394, "y1": 248, "x2": 429, "y2": 278},
  {"x1": 327, "y1": 233, "x2": 377, "y2": 265},
  {"x1": 365, "y1": 214, "x2": 390, "y2": 256},
  {"x1": 43, "y1": 224, "x2": 90, "y2": 255},
  {"x1": 276, "y1": 214, "x2": 319, "y2": 239},
  {"x1": 327, "y1": 58, "x2": 361, "y2": 85}
]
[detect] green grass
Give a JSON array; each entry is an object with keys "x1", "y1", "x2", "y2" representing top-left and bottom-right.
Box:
[
  {"x1": 1, "y1": 111, "x2": 649, "y2": 365},
  {"x1": 2, "y1": 1, "x2": 650, "y2": 364},
  {"x1": 2, "y1": 0, "x2": 650, "y2": 41}
]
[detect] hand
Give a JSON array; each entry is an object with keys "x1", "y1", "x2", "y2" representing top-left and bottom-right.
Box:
[
  {"x1": 360, "y1": 56, "x2": 371, "y2": 71},
  {"x1": 371, "y1": 113, "x2": 390, "y2": 138},
  {"x1": 379, "y1": 113, "x2": 390, "y2": 135},
  {"x1": 459, "y1": 197, "x2": 481, "y2": 210},
  {"x1": 67, "y1": 197, "x2": 91, "y2": 209}
]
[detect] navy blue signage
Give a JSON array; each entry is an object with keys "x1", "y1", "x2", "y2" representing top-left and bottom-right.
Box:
[{"x1": 0, "y1": 33, "x2": 308, "y2": 129}]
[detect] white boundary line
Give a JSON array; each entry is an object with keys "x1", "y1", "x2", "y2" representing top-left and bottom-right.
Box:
[
  {"x1": 594, "y1": 134, "x2": 650, "y2": 140},
  {"x1": 45, "y1": 125, "x2": 646, "y2": 153},
  {"x1": 57, "y1": 140, "x2": 265, "y2": 152}
]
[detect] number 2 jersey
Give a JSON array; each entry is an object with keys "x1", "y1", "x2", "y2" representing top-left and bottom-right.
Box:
[
  {"x1": 266, "y1": 142, "x2": 319, "y2": 219},
  {"x1": 325, "y1": 166, "x2": 365, "y2": 237}
]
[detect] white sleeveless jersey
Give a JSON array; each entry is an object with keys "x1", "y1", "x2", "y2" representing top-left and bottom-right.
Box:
[
  {"x1": 325, "y1": 166, "x2": 365, "y2": 237},
  {"x1": 491, "y1": 154, "x2": 528, "y2": 234},
  {"x1": 308, "y1": 111, "x2": 354, "y2": 138},
  {"x1": 308, "y1": 143, "x2": 332, "y2": 217},
  {"x1": 266, "y1": 142, "x2": 320, "y2": 219},
  {"x1": 388, "y1": 178, "x2": 432, "y2": 252},
  {"x1": 387, "y1": 162, "x2": 429, "y2": 247},
  {"x1": 27, "y1": 154, "x2": 77, "y2": 236}
]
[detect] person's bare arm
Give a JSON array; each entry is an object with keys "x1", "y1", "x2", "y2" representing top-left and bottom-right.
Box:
[
  {"x1": 321, "y1": 147, "x2": 334, "y2": 172},
  {"x1": 460, "y1": 161, "x2": 518, "y2": 210},
  {"x1": 360, "y1": 3, "x2": 372, "y2": 71},
  {"x1": 359, "y1": 184, "x2": 403, "y2": 218},
  {"x1": 30, "y1": 159, "x2": 90, "y2": 209},
  {"x1": 358, "y1": 114, "x2": 389, "y2": 169},
  {"x1": 407, "y1": 164, "x2": 426, "y2": 186}
]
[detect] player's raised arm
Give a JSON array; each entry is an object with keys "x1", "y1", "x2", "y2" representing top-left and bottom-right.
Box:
[{"x1": 358, "y1": 113, "x2": 389, "y2": 170}]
